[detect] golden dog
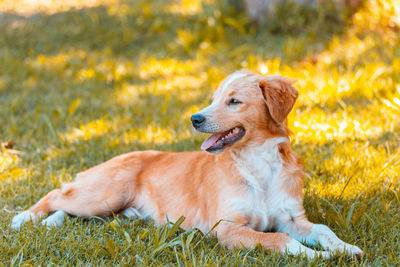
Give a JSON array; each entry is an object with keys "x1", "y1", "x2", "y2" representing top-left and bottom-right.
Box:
[{"x1": 12, "y1": 70, "x2": 362, "y2": 258}]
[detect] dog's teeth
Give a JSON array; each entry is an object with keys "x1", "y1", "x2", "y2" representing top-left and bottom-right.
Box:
[{"x1": 220, "y1": 128, "x2": 241, "y2": 143}]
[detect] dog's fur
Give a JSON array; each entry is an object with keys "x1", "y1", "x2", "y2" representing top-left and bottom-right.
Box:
[{"x1": 11, "y1": 70, "x2": 362, "y2": 258}]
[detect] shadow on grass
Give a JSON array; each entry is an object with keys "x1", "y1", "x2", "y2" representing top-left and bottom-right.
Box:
[{"x1": 0, "y1": 1, "x2": 347, "y2": 59}]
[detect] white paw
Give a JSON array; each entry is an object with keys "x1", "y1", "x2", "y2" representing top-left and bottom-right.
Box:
[
  {"x1": 41, "y1": 210, "x2": 66, "y2": 228},
  {"x1": 338, "y1": 243, "x2": 363, "y2": 258},
  {"x1": 312, "y1": 224, "x2": 362, "y2": 258},
  {"x1": 285, "y1": 239, "x2": 330, "y2": 258},
  {"x1": 120, "y1": 207, "x2": 142, "y2": 219},
  {"x1": 10, "y1": 210, "x2": 38, "y2": 230}
]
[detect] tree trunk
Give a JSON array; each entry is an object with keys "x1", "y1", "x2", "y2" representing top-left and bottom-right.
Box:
[{"x1": 243, "y1": 0, "x2": 361, "y2": 24}]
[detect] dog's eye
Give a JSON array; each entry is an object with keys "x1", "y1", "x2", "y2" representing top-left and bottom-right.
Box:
[{"x1": 228, "y1": 98, "x2": 242, "y2": 105}]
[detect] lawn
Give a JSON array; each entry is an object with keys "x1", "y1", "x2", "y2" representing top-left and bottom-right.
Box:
[{"x1": 0, "y1": 0, "x2": 399, "y2": 265}]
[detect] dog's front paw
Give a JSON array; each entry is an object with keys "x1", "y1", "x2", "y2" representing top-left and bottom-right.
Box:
[
  {"x1": 285, "y1": 239, "x2": 330, "y2": 258},
  {"x1": 344, "y1": 244, "x2": 362, "y2": 259},
  {"x1": 326, "y1": 242, "x2": 362, "y2": 259},
  {"x1": 313, "y1": 224, "x2": 362, "y2": 259}
]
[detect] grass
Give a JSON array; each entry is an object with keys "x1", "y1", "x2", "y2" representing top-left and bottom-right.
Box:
[{"x1": 0, "y1": 0, "x2": 399, "y2": 265}]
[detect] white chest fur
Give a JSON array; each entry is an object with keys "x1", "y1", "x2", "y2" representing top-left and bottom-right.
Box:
[{"x1": 230, "y1": 137, "x2": 301, "y2": 232}]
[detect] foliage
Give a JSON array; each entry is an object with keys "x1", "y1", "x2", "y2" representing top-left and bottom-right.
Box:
[{"x1": 0, "y1": 0, "x2": 399, "y2": 265}]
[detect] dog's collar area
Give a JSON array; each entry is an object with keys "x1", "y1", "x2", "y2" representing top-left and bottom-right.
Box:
[{"x1": 274, "y1": 137, "x2": 290, "y2": 145}]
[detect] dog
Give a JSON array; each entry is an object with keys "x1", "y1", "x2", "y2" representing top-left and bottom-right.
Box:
[{"x1": 11, "y1": 70, "x2": 362, "y2": 258}]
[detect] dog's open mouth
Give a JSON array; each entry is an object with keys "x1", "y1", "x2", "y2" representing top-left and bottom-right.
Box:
[{"x1": 201, "y1": 126, "x2": 245, "y2": 152}]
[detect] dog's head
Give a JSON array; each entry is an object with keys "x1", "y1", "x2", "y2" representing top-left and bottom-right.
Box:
[{"x1": 191, "y1": 70, "x2": 298, "y2": 153}]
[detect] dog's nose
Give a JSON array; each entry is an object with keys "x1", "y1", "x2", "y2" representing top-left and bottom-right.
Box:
[{"x1": 191, "y1": 114, "x2": 206, "y2": 128}]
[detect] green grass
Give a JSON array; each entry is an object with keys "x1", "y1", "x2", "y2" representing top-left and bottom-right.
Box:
[{"x1": 0, "y1": 0, "x2": 399, "y2": 265}]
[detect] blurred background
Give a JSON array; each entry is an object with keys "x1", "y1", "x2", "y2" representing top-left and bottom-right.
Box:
[{"x1": 0, "y1": 0, "x2": 399, "y2": 264}]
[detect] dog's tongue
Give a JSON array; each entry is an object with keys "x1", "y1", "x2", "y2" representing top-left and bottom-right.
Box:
[{"x1": 201, "y1": 133, "x2": 223, "y2": 151}]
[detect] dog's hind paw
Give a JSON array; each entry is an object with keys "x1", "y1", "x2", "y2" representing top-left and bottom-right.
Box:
[
  {"x1": 10, "y1": 210, "x2": 37, "y2": 230},
  {"x1": 41, "y1": 210, "x2": 67, "y2": 228}
]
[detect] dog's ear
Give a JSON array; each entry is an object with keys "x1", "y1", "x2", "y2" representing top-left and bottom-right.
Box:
[{"x1": 258, "y1": 76, "x2": 298, "y2": 124}]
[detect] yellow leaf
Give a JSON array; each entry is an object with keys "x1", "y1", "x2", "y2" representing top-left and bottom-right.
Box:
[
  {"x1": 68, "y1": 98, "x2": 81, "y2": 115},
  {"x1": 223, "y1": 17, "x2": 246, "y2": 35}
]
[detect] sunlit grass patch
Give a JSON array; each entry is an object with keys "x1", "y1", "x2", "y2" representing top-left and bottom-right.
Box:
[
  {"x1": 0, "y1": 150, "x2": 23, "y2": 182},
  {"x1": 0, "y1": 0, "x2": 113, "y2": 15},
  {"x1": 0, "y1": 152, "x2": 19, "y2": 173},
  {"x1": 138, "y1": 57, "x2": 202, "y2": 79}
]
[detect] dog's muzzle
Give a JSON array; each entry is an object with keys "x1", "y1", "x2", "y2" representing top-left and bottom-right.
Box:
[{"x1": 191, "y1": 114, "x2": 206, "y2": 129}]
